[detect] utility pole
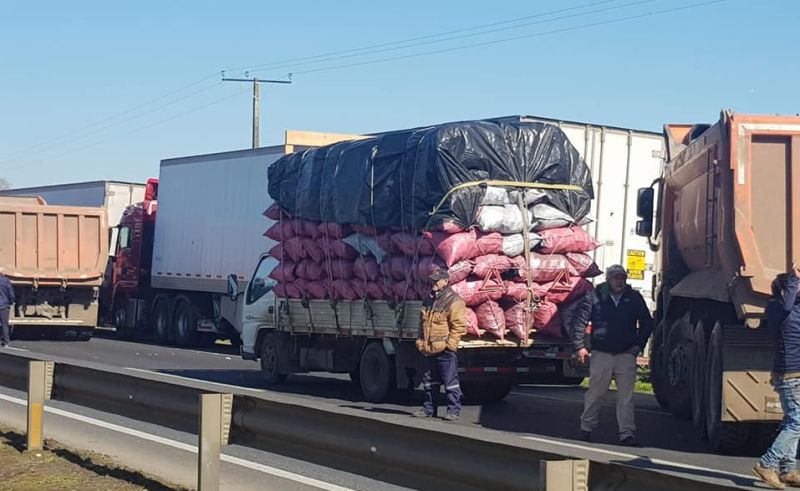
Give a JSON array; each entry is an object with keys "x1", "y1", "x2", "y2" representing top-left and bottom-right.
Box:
[{"x1": 222, "y1": 75, "x2": 291, "y2": 149}]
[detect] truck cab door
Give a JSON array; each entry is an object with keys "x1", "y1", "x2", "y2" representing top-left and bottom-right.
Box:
[{"x1": 239, "y1": 255, "x2": 277, "y2": 358}]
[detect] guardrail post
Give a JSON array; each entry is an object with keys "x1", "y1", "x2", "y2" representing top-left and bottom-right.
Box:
[
  {"x1": 198, "y1": 393, "x2": 233, "y2": 491},
  {"x1": 27, "y1": 360, "x2": 54, "y2": 451},
  {"x1": 539, "y1": 459, "x2": 589, "y2": 491}
]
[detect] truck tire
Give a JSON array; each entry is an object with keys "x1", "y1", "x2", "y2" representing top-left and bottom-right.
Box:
[
  {"x1": 690, "y1": 320, "x2": 708, "y2": 432},
  {"x1": 664, "y1": 316, "x2": 693, "y2": 419},
  {"x1": 260, "y1": 332, "x2": 288, "y2": 385},
  {"x1": 152, "y1": 296, "x2": 172, "y2": 344},
  {"x1": 463, "y1": 377, "x2": 514, "y2": 403},
  {"x1": 172, "y1": 297, "x2": 198, "y2": 348},
  {"x1": 77, "y1": 328, "x2": 93, "y2": 341},
  {"x1": 113, "y1": 298, "x2": 131, "y2": 340},
  {"x1": 359, "y1": 343, "x2": 396, "y2": 403},
  {"x1": 705, "y1": 323, "x2": 749, "y2": 453}
]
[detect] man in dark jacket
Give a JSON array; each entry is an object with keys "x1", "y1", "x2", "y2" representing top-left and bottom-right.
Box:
[
  {"x1": 569, "y1": 265, "x2": 653, "y2": 446},
  {"x1": 414, "y1": 269, "x2": 467, "y2": 421},
  {"x1": 754, "y1": 265, "x2": 800, "y2": 490},
  {"x1": 0, "y1": 271, "x2": 15, "y2": 347}
]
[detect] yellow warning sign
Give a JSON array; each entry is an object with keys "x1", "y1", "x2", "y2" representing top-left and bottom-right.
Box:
[{"x1": 627, "y1": 249, "x2": 646, "y2": 280}]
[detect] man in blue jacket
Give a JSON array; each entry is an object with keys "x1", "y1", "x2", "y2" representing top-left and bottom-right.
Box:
[
  {"x1": 754, "y1": 265, "x2": 800, "y2": 489},
  {"x1": 0, "y1": 271, "x2": 14, "y2": 347},
  {"x1": 570, "y1": 264, "x2": 653, "y2": 447}
]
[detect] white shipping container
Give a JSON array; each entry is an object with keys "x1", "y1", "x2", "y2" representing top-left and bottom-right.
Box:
[
  {"x1": 520, "y1": 116, "x2": 665, "y2": 307},
  {"x1": 150, "y1": 146, "x2": 283, "y2": 295}
]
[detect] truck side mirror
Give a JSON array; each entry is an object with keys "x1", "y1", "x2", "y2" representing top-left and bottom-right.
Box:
[
  {"x1": 636, "y1": 187, "x2": 654, "y2": 219},
  {"x1": 635, "y1": 220, "x2": 652, "y2": 237},
  {"x1": 227, "y1": 274, "x2": 240, "y2": 300}
]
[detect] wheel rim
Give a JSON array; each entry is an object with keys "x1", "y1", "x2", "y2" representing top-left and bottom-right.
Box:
[
  {"x1": 176, "y1": 305, "x2": 189, "y2": 338},
  {"x1": 154, "y1": 304, "x2": 167, "y2": 338},
  {"x1": 262, "y1": 338, "x2": 278, "y2": 377}
]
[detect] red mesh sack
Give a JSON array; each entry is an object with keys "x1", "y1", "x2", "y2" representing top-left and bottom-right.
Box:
[
  {"x1": 295, "y1": 260, "x2": 325, "y2": 281},
  {"x1": 332, "y1": 279, "x2": 359, "y2": 300},
  {"x1": 465, "y1": 307, "x2": 480, "y2": 337},
  {"x1": 543, "y1": 276, "x2": 594, "y2": 304},
  {"x1": 472, "y1": 254, "x2": 515, "y2": 279},
  {"x1": 513, "y1": 253, "x2": 576, "y2": 283},
  {"x1": 476, "y1": 300, "x2": 505, "y2": 340},
  {"x1": 419, "y1": 231, "x2": 445, "y2": 256},
  {"x1": 283, "y1": 237, "x2": 306, "y2": 262},
  {"x1": 448, "y1": 260, "x2": 474, "y2": 284},
  {"x1": 318, "y1": 223, "x2": 351, "y2": 240},
  {"x1": 264, "y1": 203, "x2": 284, "y2": 220},
  {"x1": 392, "y1": 281, "x2": 418, "y2": 301},
  {"x1": 565, "y1": 252, "x2": 602, "y2": 278},
  {"x1": 504, "y1": 282, "x2": 548, "y2": 302},
  {"x1": 293, "y1": 278, "x2": 309, "y2": 297},
  {"x1": 264, "y1": 221, "x2": 296, "y2": 241},
  {"x1": 275, "y1": 282, "x2": 302, "y2": 299},
  {"x1": 451, "y1": 280, "x2": 504, "y2": 306},
  {"x1": 471, "y1": 232, "x2": 504, "y2": 257},
  {"x1": 300, "y1": 220, "x2": 322, "y2": 239},
  {"x1": 306, "y1": 281, "x2": 331, "y2": 299},
  {"x1": 331, "y1": 239, "x2": 358, "y2": 260},
  {"x1": 351, "y1": 279, "x2": 367, "y2": 299},
  {"x1": 433, "y1": 220, "x2": 466, "y2": 234},
  {"x1": 414, "y1": 256, "x2": 447, "y2": 282},
  {"x1": 330, "y1": 259, "x2": 354, "y2": 280},
  {"x1": 415, "y1": 281, "x2": 431, "y2": 300},
  {"x1": 392, "y1": 233, "x2": 421, "y2": 257},
  {"x1": 538, "y1": 227, "x2": 600, "y2": 254},
  {"x1": 382, "y1": 255, "x2": 413, "y2": 281},
  {"x1": 268, "y1": 261, "x2": 296, "y2": 282},
  {"x1": 376, "y1": 233, "x2": 397, "y2": 255},
  {"x1": 303, "y1": 239, "x2": 326, "y2": 264},
  {"x1": 533, "y1": 301, "x2": 563, "y2": 338},
  {"x1": 268, "y1": 244, "x2": 285, "y2": 260},
  {"x1": 366, "y1": 281, "x2": 388, "y2": 300},
  {"x1": 435, "y1": 229, "x2": 478, "y2": 266},
  {"x1": 504, "y1": 302, "x2": 532, "y2": 340},
  {"x1": 354, "y1": 256, "x2": 380, "y2": 281}
]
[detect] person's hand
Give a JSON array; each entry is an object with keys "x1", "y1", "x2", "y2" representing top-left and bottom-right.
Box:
[
  {"x1": 792, "y1": 262, "x2": 800, "y2": 279},
  {"x1": 627, "y1": 345, "x2": 641, "y2": 357},
  {"x1": 577, "y1": 348, "x2": 590, "y2": 364}
]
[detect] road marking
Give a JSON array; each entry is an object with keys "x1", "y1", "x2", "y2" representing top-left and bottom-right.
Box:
[
  {"x1": 519, "y1": 435, "x2": 754, "y2": 482},
  {"x1": 3, "y1": 346, "x2": 29, "y2": 352},
  {"x1": 0, "y1": 393, "x2": 355, "y2": 491},
  {"x1": 123, "y1": 367, "x2": 266, "y2": 393},
  {"x1": 510, "y1": 391, "x2": 671, "y2": 416}
]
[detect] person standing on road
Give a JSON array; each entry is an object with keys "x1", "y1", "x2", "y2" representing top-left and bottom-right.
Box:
[
  {"x1": 0, "y1": 271, "x2": 15, "y2": 347},
  {"x1": 753, "y1": 265, "x2": 800, "y2": 490},
  {"x1": 414, "y1": 269, "x2": 467, "y2": 421},
  {"x1": 569, "y1": 264, "x2": 653, "y2": 447}
]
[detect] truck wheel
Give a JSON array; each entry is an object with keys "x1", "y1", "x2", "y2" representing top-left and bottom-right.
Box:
[
  {"x1": 152, "y1": 297, "x2": 172, "y2": 344},
  {"x1": 705, "y1": 323, "x2": 749, "y2": 453},
  {"x1": 113, "y1": 299, "x2": 131, "y2": 340},
  {"x1": 260, "y1": 333, "x2": 287, "y2": 385},
  {"x1": 690, "y1": 320, "x2": 708, "y2": 432},
  {"x1": 359, "y1": 343, "x2": 396, "y2": 403},
  {"x1": 172, "y1": 297, "x2": 198, "y2": 348},
  {"x1": 77, "y1": 328, "x2": 93, "y2": 341},
  {"x1": 664, "y1": 316, "x2": 693, "y2": 419},
  {"x1": 463, "y1": 377, "x2": 514, "y2": 403},
  {"x1": 650, "y1": 321, "x2": 671, "y2": 411}
]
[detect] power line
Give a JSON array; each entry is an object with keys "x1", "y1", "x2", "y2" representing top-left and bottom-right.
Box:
[
  {"x1": 0, "y1": 72, "x2": 220, "y2": 163},
  {"x1": 0, "y1": 80, "x2": 223, "y2": 167},
  {"x1": 243, "y1": 0, "x2": 658, "y2": 76},
  {"x1": 228, "y1": 0, "x2": 626, "y2": 73},
  {"x1": 271, "y1": 0, "x2": 727, "y2": 77},
  {"x1": 0, "y1": 88, "x2": 249, "y2": 174}
]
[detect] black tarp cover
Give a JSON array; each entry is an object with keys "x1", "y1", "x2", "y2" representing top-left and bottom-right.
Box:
[{"x1": 267, "y1": 117, "x2": 594, "y2": 230}]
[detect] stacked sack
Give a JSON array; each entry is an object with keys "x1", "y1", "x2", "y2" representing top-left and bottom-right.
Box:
[{"x1": 264, "y1": 183, "x2": 601, "y2": 344}]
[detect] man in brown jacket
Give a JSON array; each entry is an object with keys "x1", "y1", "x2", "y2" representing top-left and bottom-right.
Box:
[{"x1": 414, "y1": 269, "x2": 467, "y2": 421}]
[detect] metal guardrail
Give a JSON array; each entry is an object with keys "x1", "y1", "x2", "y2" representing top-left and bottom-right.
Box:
[{"x1": 0, "y1": 351, "x2": 737, "y2": 491}]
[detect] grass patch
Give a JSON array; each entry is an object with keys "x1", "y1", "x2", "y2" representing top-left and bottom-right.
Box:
[
  {"x1": 579, "y1": 367, "x2": 654, "y2": 395},
  {"x1": 0, "y1": 426, "x2": 187, "y2": 491}
]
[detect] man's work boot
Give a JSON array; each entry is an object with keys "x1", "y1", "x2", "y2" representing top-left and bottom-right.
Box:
[
  {"x1": 442, "y1": 413, "x2": 459, "y2": 422},
  {"x1": 753, "y1": 465, "x2": 786, "y2": 489},
  {"x1": 619, "y1": 436, "x2": 640, "y2": 447},
  {"x1": 411, "y1": 409, "x2": 433, "y2": 418},
  {"x1": 781, "y1": 470, "x2": 800, "y2": 487}
]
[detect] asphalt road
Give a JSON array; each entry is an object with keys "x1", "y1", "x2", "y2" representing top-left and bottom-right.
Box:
[{"x1": 5, "y1": 332, "x2": 766, "y2": 489}]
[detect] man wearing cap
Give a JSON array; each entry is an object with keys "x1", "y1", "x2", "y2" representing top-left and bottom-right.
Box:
[
  {"x1": 0, "y1": 271, "x2": 15, "y2": 348},
  {"x1": 414, "y1": 269, "x2": 467, "y2": 421},
  {"x1": 572, "y1": 264, "x2": 653, "y2": 446}
]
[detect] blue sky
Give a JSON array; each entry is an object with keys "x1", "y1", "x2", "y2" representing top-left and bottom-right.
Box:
[{"x1": 0, "y1": 0, "x2": 797, "y2": 188}]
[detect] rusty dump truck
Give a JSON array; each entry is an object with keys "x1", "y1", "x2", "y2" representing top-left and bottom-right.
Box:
[
  {"x1": 636, "y1": 111, "x2": 800, "y2": 452},
  {"x1": 0, "y1": 196, "x2": 108, "y2": 339}
]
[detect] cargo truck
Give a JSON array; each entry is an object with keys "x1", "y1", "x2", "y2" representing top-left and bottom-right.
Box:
[
  {"x1": 635, "y1": 111, "x2": 798, "y2": 453},
  {"x1": 108, "y1": 132, "x2": 362, "y2": 345},
  {"x1": 0, "y1": 196, "x2": 108, "y2": 338}
]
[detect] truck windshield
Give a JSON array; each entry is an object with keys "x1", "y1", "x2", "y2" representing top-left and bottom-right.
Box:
[{"x1": 247, "y1": 257, "x2": 276, "y2": 304}]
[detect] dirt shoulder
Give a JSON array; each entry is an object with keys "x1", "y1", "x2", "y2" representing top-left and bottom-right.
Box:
[{"x1": 0, "y1": 425, "x2": 188, "y2": 491}]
